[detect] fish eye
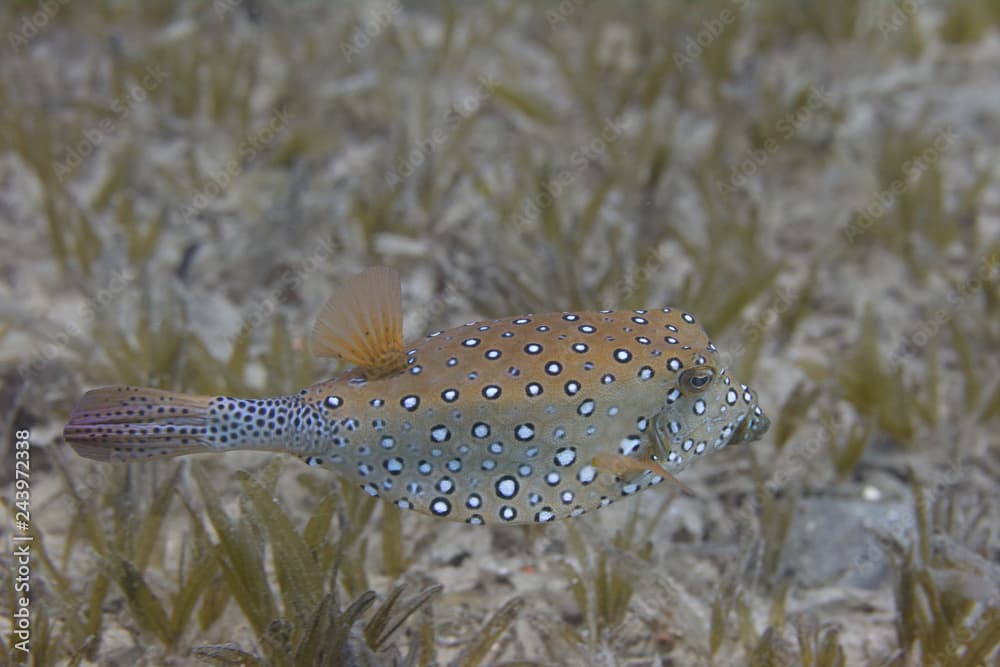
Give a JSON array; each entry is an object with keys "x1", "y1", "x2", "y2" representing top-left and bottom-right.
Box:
[{"x1": 680, "y1": 366, "x2": 715, "y2": 393}]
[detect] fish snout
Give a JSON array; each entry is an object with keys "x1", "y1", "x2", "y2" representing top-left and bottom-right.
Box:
[{"x1": 731, "y1": 403, "x2": 769, "y2": 444}]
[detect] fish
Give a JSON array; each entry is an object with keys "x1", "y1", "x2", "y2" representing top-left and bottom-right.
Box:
[{"x1": 64, "y1": 266, "x2": 770, "y2": 525}]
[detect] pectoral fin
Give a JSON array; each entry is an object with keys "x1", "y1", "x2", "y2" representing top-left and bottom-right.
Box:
[{"x1": 591, "y1": 453, "x2": 695, "y2": 497}]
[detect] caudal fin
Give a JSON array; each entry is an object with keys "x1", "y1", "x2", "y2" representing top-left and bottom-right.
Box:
[{"x1": 64, "y1": 385, "x2": 215, "y2": 462}]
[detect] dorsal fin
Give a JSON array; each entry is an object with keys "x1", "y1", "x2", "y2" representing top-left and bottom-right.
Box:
[{"x1": 311, "y1": 266, "x2": 407, "y2": 379}]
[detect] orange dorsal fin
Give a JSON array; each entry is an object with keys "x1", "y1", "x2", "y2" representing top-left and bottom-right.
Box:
[
  {"x1": 591, "y1": 453, "x2": 695, "y2": 497},
  {"x1": 311, "y1": 266, "x2": 407, "y2": 379}
]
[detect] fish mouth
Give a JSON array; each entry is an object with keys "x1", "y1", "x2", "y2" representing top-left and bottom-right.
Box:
[
  {"x1": 730, "y1": 408, "x2": 770, "y2": 444},
  {"x1": 649, "y1": 413, "x2": 673, "y2": 461}
]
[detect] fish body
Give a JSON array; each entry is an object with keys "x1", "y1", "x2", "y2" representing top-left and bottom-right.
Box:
[{"x1": 65, "y1": 268, "x2": 769, "y2": 525}]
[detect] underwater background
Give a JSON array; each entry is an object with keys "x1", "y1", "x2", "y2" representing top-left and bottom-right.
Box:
[{"x1": 1, "y1": 1, "x2": 999, "y2": 665}]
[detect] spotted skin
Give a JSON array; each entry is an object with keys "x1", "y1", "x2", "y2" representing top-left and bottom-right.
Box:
[
  {"x1": 67, "y1": 306, "x2": 768, "y2": 526},
  {"x1": 66, "y1": 264, "x2": 769, "y2": 526},
  {"x1": 298, "y1": 308, "x2": 768, "y2": 523}
]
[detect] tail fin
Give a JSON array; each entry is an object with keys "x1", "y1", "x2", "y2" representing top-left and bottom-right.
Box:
[{"x1": 64, "y1": 385, "x2": 216, "y2": 462}]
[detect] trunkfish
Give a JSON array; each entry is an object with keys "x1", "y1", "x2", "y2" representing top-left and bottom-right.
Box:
[{"x1": 65, "y1": 267, "x2": 770, "y2": 525}]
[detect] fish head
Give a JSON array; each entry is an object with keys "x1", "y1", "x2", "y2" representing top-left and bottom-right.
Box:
[{"x1": 650, "y1": 363, "x2": 769, "y2": 470}]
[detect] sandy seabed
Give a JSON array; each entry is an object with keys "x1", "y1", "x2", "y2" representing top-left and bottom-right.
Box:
[{"x1": 1, "y1": 2, "x2": 999, "y2": 666}]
